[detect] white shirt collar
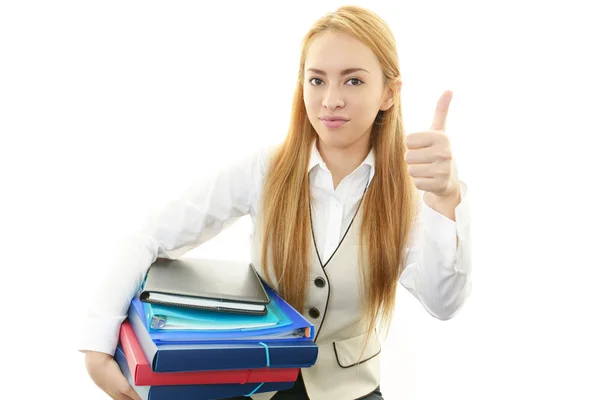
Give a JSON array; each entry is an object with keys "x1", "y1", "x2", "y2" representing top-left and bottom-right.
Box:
[{"x1": 307, "y1": 140, "x2": 375, "y2": 184}]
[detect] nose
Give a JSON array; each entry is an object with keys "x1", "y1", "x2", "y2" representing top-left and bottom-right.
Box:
[{"x1": 322, "y1": 86, "x2": 345, "y2": 110}]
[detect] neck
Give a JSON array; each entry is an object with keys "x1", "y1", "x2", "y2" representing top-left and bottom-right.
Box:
[{"x1": 317, "y1": 134, "x2": 371, "y2": 188}]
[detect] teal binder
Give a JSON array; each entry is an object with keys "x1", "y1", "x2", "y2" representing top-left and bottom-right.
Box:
[{"x1": 143, "y1": 296, "x2": 293, "y2": 331}]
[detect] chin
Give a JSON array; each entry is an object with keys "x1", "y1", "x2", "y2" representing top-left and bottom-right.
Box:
[{"x1": 316, "y1": 133, "x2": 357, "y2": 149}]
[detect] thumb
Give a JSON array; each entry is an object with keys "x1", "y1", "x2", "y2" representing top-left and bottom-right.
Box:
[{"x1": 430, "y1": 90, "x2": 453, "y2": 131}]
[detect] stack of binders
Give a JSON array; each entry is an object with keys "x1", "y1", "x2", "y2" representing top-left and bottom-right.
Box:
[{"x1": 116, "y1": 257, "x2": 318, "y2": 400}]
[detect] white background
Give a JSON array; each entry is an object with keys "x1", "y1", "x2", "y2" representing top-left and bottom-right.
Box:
[{"x1": 1, "y1": 0, "x2": 599, "y2": 399}]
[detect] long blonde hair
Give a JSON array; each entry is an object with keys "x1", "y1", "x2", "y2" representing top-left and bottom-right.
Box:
[{"x1": 260, "y1": 5, "x2": 417, "y2": 345}]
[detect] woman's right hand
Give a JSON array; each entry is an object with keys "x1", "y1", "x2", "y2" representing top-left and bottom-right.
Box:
[{"x1": 84, "y1": 351, "x2": 142, "y2": 400}]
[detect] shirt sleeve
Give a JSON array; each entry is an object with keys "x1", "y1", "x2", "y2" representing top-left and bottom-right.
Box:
[
  {"x1": 399, "y1": 180, "x2": 472, "y2": 320},
  {"x1": 77, "y1": 146, "x2": 271, "y2": 356}
]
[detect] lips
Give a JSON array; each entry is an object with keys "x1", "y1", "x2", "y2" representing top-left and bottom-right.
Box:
[
  {"x1": 321, "y1": 119, "x2": 347, "y2": 129},
  {"x1": 319, "y1": 115, "x2": 349, "y2": 121},
  {"x1": 319, "y1": 115, "x2": 349, "y2": 129}
]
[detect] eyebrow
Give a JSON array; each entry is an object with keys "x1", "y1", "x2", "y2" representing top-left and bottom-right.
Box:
[{"x1": 306, "y1": 67, "x2": 371, "y2": 76}]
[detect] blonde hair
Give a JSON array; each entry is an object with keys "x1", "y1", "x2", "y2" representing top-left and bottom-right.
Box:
[{"x1": 260, "y1": 5, "x2": 417, "y2": 358}]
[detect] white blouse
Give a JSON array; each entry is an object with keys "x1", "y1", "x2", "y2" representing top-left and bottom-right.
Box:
[{"x1": 78, "y1": 141, "x2": 472, "y2": 356}]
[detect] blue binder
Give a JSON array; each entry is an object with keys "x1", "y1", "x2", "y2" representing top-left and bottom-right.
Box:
[
  {"x1": 144, "y1": 299, "x2": 288, "y2": 331},
  {"x1": 133, "y1": 285, "x2": 315, "y2": 342},
  {"x1": 127, "y1": 285, "x2": 319, "y2": 372},
  {"x1": 115, "y1": 345, "x2": 294, "y2": 400}
]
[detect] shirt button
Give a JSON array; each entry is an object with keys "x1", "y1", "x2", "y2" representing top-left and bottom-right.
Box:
[
  {"x1": 309, "y1": 307, "x2": 321, "y2": 319},
  {"x1": 314, "y1": 277, "x2": 326, "y2": 288}
]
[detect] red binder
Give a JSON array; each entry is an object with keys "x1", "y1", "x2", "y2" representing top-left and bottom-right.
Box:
[{"x1": 119, "y1": 320, "x2": 300, "y2": 386}]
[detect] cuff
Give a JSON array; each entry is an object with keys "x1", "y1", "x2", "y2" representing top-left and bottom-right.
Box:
[
  {"x1": 421, "y1": 180, "x2": 470, "y2": 250},
  {"x1": 77, "y1": 315, "x2": 126, "y2": 356}
]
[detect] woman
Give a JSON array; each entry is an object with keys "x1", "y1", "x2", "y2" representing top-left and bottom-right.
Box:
[{"x1": 80, "y1": 5, "x2": 472, "y2": 400}]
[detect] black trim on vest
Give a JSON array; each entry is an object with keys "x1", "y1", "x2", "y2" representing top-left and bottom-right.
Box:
[
  {"x1": 313, "y1": 178, "x2": 370, "y2": 269},
  {"x1": 308, "y1": 203, "x2": 331, "y2": 343},
  {"x1": 309, "y1": 176, "x2": 370, "y2": 342},
  {"x1": 332, "y1": 342, "x2": 382, "y2": 369}
]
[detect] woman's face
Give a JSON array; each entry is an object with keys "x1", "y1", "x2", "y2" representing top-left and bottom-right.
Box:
[{"x1": 303, "y1": 29, "x2": 394, "y2": 150}]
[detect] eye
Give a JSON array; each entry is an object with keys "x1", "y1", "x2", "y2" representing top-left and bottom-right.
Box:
[
  {"x1": 307, "y1": 77, "x2": 364, "y2": 86},
  {"x1": 347, "y1": 78, "x2": 364, "y2": 86}
]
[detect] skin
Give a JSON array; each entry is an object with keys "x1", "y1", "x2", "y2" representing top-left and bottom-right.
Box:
[
  {"x1": 83, "y1": 27, "x2": 463, "y2": 400},
  {"x1": 303, "y1": 29, "x2": 461, "y2": 238},
  {"x1": 303, "y1": 29, "x2": 395, "y2": 189},
  {"x1": 83, "y1": 349, "x2": 142, "y2": 400}
]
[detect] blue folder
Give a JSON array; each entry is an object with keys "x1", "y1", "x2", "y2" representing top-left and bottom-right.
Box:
[
  {"x1": 133, "y1": 285, "x2": 315, "y2": 342},
  {"x1": 115, "y1": 345, "x2": 294, "y2": 400},
  {"x1": 127, "y1": 285, "x2": 319, "y2": 372},
  {"x1": 144, "y1": 299, "x2": 288, "y2": 331}
]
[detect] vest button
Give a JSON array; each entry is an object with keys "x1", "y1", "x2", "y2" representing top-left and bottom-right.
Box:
[
  {"x1": 308, "y1": 307, "x2": 320, "y2": 319},
  {"x1": 314, "y1": 277, "x2": 326, "y2": 288}
]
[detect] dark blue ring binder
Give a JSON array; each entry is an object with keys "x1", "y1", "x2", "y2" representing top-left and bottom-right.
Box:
[{"x1": 245, "y1": 382, "x2": 265, "y2": 396}]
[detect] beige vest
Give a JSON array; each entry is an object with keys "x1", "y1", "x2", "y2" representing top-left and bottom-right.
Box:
[{"x1": 248, "y1": 204, "x2": 382, "y2": 400}]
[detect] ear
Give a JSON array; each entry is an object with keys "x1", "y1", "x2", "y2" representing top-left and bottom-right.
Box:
[{"x1": 379, "y1": 80, "x2": 402, "y2": 111}]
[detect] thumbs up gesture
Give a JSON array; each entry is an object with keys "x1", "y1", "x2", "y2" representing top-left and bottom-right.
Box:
[{"x1": 405, "y1": 90, "x2": 460, "y2": 199}]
